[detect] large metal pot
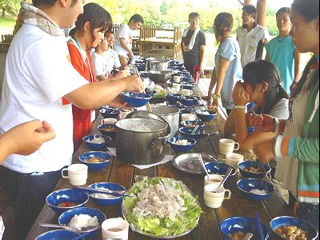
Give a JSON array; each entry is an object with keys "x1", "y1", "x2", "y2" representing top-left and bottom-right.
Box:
[
  {"x1": 151, "y1": 106, "x2": 180, "y2": 137},
  {"x1": 149, "y1": 70, "x2": 172, "y2": 82},
  {"x1": 115, "y1": 118, "x2": 171, "y2": 165},
  {"x1": 146, "y1": 58, "x2": 169, "y2": 71}
]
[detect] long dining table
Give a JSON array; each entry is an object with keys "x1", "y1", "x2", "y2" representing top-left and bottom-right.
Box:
[{"x1": 27, "y1": 79, "x2": 293, "y2": 240}]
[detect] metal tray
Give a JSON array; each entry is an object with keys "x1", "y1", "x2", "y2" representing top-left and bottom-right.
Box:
[{"x1": 172, "y1": 153, "x2": 217, "y2": 175}]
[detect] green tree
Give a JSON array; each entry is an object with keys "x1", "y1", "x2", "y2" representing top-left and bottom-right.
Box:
[{"x1": 0, "y1": 0, "x2": 20, "y2": 17}]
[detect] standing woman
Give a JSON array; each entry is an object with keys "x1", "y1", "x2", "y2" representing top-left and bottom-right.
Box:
[
  {"x1": 207, "y1": 13, "x2": 242, "y2": 115},
  {"x1": 66, "y1": 3, "x2": 112, "y2": 150},
  {"x1": 251, "y1": 0, "x2": 319, "y2": 229}
]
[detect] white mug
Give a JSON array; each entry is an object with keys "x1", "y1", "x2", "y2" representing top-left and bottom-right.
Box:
[
  {"x1": 101, "y1": 118, "x2": 117, "y2": 125},
  {"x1": 225, "y1": 153, "x2": 244, "y2": 171},
  {"x1": 102, "y1": 218, "x2": 129, "y2": 240},
  {"x1": 179, "y1": 89, "x2": 192, "y2": 96},
  {"x1": 181, "y1": 113, "x2": 197, "y2": 122},
  {"x1": 204, "y1": 174, "x2": 224, "y2": 186},
  {"x1": 172, "y1": 83, "x2": 181, "y2": 91},
  {"x1": 61, "y1": 164, "x2": 88, "y2": 186},
  {"x1": 219, "y1": 139, "x2": 240, "y2": 155},
  {"x1": 204, "y1": 183, "x2": 231, "y2": 209},
  {"x1": 173, "y1": 76, "x2": 181, "y2": 83}
]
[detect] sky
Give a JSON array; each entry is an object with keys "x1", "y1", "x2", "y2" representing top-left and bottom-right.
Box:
[{"x1": 212, "y1": 0, "x2": 294, "y2": 10}]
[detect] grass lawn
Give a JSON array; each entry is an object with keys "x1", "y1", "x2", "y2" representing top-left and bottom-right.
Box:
[{"x1": 0, "y1": 17, "x2": 16, "y2": 35}]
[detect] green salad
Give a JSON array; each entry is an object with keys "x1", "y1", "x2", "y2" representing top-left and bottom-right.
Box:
[{"x1": 123, "y1": 177, "x2": 202, "y2": 238}]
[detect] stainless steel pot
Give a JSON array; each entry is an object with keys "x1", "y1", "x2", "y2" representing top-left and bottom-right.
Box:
[
  {"x1": 115, "y1": 118, "x2": 171, "y2": 165},
  {"x1": 151, "y1": 106, "x2": 180, "y2": 137},
  {"x1": 147, "y1": 58, "x2": 169, "y2": 71},
  {"x1": 149, "y1": 70, "x2": 172, "y2": 82}
]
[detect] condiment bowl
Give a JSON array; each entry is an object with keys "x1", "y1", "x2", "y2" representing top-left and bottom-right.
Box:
[
  {"x1": 168, "y1": 137, "x2": 196, "y2": 152},
  {"x1": 122, "y1": 92, "x2": 152, "y2": 107},
  {"x1": 82, "y1": 135, "x2": 111, "y2": 151},
  {"x1": 196, "y1": 110, "x2": 217, "y2": 122},
  {"x1": 79, "y1": 151, "x2": 111, "y2": 171},
  {"x1": 205, "y1": 162, "x2": 236, "y2": 181},
  {"x1": 98, "y1": 124, "x2": 116, "y2": 138},
  {"x1": 237, "y1": 178, "x2": 274, "y2": 201},
  {"x1": 238, "y1": 161, "x2": 271, "y2": 179},
  {"x1": 46, "y1": 189, "x2": 89, "y2": 214}
]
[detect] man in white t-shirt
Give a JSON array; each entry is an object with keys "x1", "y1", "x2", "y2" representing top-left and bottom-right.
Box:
[
  {"x1": 93, "y1": 31, "x2": 122, "y2": 81},
  {"x1": 236, "y1": 5, "x2": 269, "y2": 67},
  {"x1": 0, "y1": 1, "x2": 143, "y2": 238},
  {"x1": 114, "y1": 14, "x2": 144, "y2": 68}
]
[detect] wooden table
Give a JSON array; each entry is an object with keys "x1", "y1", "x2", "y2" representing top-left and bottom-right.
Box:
[{"x1": 27, "y1": 85, "x2": 293, "y2": 240}]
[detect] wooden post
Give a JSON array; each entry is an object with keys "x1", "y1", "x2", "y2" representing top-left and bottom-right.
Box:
[{"x1": 257, "y1": 0, "x2": 267, "y2": 27}]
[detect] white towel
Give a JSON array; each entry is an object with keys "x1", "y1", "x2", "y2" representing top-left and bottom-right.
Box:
[{"x1": 183, "y1": 27, "x2": 201, "y2": 50}]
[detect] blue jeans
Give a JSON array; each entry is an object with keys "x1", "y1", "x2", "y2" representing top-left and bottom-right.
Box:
[{"x1": 0, "y1": 166, "x2": 61, "y2": 240}]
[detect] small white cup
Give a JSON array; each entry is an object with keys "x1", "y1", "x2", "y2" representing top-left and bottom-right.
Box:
[
  {"x1": 181, "y1": 113, "x2": 197, "y2": 122},
  {"x1": 172, "y1": 83, "x2": 181, "y2": 91},
  {"x1": 61, "y1": 164, "x2": 88, "y2": 186},
  {"x1": 204, "y1": 174, "x2": 224, "y2": 186},
  {"x1": 225, "y1": 153, "x2": 244, "y2": 171},
  {"x1": 102, "y1": 218, "x2": 129, "y2": 240},
  {"x1": 173, "y1": 76, "x2": 181, "y2": 83},
  {"x1": 179, "y1": 89, "x2": 192, "y2": 96},
  {"x1": 219, "y1": 139, "x2": 240, "y2": 156},
  {"x1": 101, "y1": 118, "x2": 117, "y2": 125},
  {"x1": 204, "y1": 183, "x2": 232, "y2": 209}
]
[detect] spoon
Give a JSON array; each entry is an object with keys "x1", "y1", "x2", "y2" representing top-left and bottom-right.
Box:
[
  {"x1": 216, "y1": 167, "x2": 233, "y2": 191},
  {"x1": 191, "y1": 125, "x2": 200, "y2": 136},
  {"x1": 73, "y1": 187, "x2": 131, "y2": 198},
  {"x1": 243, "y1": 233, "x2": 254, "y2": 240},
  {"x1": 198, "y1": 154, "x2": 211, "y2": 180},
  {"x1": 39, "y1": 222, "x2": 99, "y2": 234},
  {"x1": 255, "y1": 211, "x2": 265, "y2": 240}
]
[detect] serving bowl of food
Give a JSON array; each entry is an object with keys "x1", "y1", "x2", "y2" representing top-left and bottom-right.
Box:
[
  {"x1": 270, "y1": 216, "x2": 319, "y2": 240},
  {"x1": 88, "y1": 182, "x2": 126, "y2": 207},
  {"x1": 237, "y1": 178, "x2": 275, "y2": 201},
  {"x1": 79, "y1": 151, "x2": 111, "y2": 171},
  {"x1": 122, "y1": 177, "x2": 202, "y2": 239},
  {"x1": 36, "y1": 230, "x2": 81, "y2": 240},
  {"x1": 58, "y1": 207, "x2": 106, "y2": 236},
  {"x1": 196, "y1": 110, "x2": 217, "y2": 122},
  {"x1": 82, "y1": 135, "x2": 111, "y2": 151},
  {"x1": 205, "y1": 162, "x2": 236, "y2": 181},
  {"x1": 179, "y1": 127, "x2": 206, "y2": 139},
  {"x1": 121, "y1": 92, "x2": 152, "y2": 107},
  {"x1": 238, "y1": 161, "x2": 271, "y2": 179},
  {"x1": 166, "y1": 94, "x2": 181, "y2": 105},
  {"x1": 220, "y1": 217, "x2": 270, "y2": 240},
  {"x1": 46, "y1": 189, "x2": 89, "y2": 214},
  {"x1": 178, "y1": 96, "x2": 197, "y2": 106},
  {"x1": 98, "y1": 124, "x2": 116, "y2": 138},
  {"x1": 100, "y1": 108, "x2": 120, "y2": 119},
  {"x1": 168, "y1": 137, "x2": 196, "y2": 153},
  {"x1": 181, "y1": 120, "x2": 205, "y2": 128}
]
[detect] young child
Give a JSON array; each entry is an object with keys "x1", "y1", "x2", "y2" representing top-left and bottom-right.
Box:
[{"x1": 208, "y1": 12, "x2": 242, "y2": 115}]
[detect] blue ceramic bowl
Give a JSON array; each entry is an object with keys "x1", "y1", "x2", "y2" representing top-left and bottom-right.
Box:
[
  {"x1": 237, "y1": 178, "x2": 274, "y2": 201},
  {"x1": 98, "y1": 124, "x2": 116, "y2": 138},
  {"x1": 79, "y1": 151, "x2": 111, "y2": 171},
  {"x1": 179, "y1": 127, "x2": 205, "y2": 139},
  {"x1": 82, "y1": 135, "x2": 111, "y2": 151},
  {"x1": 166, "y1": 94, "x2": 181, "y2": 104},
  {"x1": 181, "y1": 120, "x2": 205, "y2": 128},
  {"x1": 205, "y1": 162, "x2": 236, "y2": 181},
  {"x1": 46, "y1": 189, "x2": 89, "y2": 214},
  {"x1": 238, "y1": 161, "x2": 271, "y2": 179},
  {"x1": 196, "y1": 110, "x2": 217, "y2": 122},
  {"x1": 178, "y1": 96, "x2": 197, "y2": 106},
  {"x1": 182, "y1": 75, "x2": 192, "y2": 82},
  {"x1": 88, "y1": 182, "x2": 126, "y2": 207},
  {"x1": 58, "y1": 207, "x2": 106, "y2": 236},
  {"x1": 100, "y1": 108, "x2": 120, "y2": 119},
  {"x1": 270, "y1": 216, "x2": 319, "y2": 240},
  {"x1": 220, "y1": 217, "x2": 270, "y2": 240},
  {"x1": 168, "y1": 137, "x2": 196, "y2": 152},
  {"x1": 121, "y1": 92, "x2": 152, "y2": 107},
  {"x1": 36, "y1": 230, "x2": 80, "y2": 240},
  {"x1": 182, "y1": 82, "x2": 195, "y2": 90}
]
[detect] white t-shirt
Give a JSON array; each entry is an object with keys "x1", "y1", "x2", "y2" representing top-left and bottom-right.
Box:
[
  {"x1": 114, "y1": 24, "x2": 133, "y2": 57},
  {"x1": 92, "y1": 49, "x2": 121, "y2": 77},
  {"x1": 236, "y1": 24, "x2": 269, "y2": 67},
  {"x1": 0, "y1": 24, "x2": 88, "y2": 174}
]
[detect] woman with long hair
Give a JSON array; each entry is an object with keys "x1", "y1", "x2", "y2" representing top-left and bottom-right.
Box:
[
  {"x1": 251, "y1": 0, "x2": 319, "y2": 229},
  {"x1": 207, "y1": 13, "x2": 242, "y2": 115},
  {"x1": 225, "y1": 60, "x2": 289, "y2": 150},
  {"x1": 65, "y1": 3, "x2": 112, "y2": 150}
]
